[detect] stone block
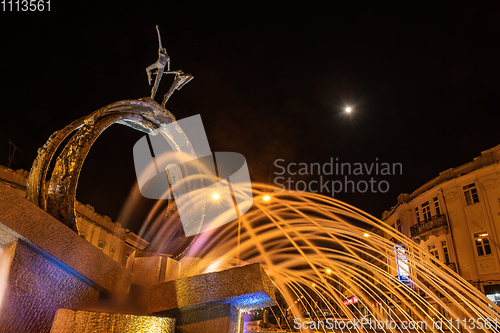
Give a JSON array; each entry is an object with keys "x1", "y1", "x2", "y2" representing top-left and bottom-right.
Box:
[
  {"x1": 163, "y1": 258, "x2": 180, "y2": 282},
  {"x1": 0, "y1": 183, "x2": 131, "y2": 295},
  {"x1": 147, "y1": 262, "x2": 275, "y2": 314},
  {"x1": 179, "y1": 257, "x2": 201, "y2": 278},
  {"x1": 132, "y1": 256, "x2": 163, "y2": 285},
  {"x1": 0, "y1": 239, "x2": 99, "y2": 333},
  {"x1": 50, "y1": 308, "x2": 175, "y2": 333},
  {"x1": 130, "y1": 253, "x2": 179, "y2": 285},
  {"x1": 172, "y1": 303, "x2": 240, "y2": 333}
]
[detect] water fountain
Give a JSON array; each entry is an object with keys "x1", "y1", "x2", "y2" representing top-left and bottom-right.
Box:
[
  {"x1": 0, "y1": 27, "x2": 275, "y2": 333},
  {"x1": 1, "y1": 26, "x2": 499, "y2": 333},
  {"x1": 136, "y1": 183, "x2": 500, "y2": 332}
]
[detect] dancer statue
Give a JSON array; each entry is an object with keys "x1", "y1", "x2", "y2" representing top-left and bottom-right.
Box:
[{"x1": 146, "y1": 25, "x2": 193, "y2": 107}]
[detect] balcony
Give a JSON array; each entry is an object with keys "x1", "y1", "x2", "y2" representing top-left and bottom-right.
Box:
[{"x1": 410, "y1": 214, "x2": 448, "y2": 242}]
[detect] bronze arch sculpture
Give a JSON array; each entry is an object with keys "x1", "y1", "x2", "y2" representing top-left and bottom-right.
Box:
[
  {"x1": 27, "y1": 26, "x2": 196, "y2": 234},
  {"x1": 27, "y1": 98, "x2": 179, "y2": 232}
]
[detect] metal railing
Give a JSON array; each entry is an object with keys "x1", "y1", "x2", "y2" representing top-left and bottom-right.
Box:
[{"x1": 410, "y1": 214, "x2": 447, "y2": 238}]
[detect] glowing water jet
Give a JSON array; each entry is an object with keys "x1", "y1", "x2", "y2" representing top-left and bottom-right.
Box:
[{"x1": 133, "y1": 182, "x2": 500, "y2": 332}]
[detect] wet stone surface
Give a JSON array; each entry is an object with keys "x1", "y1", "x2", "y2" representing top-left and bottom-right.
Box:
[
  {"x1": 50, "y1": 308, "x2": 175, "y2": 333},
  {"x1": 0, "y1": 183, "x2": 131, "y2": 295},
  {"x1": 148, "y1": 262, "x2": 276, "y2": 314},
  {"x1": 0, "y1": 240, "x2": 99, "y2": 333}
]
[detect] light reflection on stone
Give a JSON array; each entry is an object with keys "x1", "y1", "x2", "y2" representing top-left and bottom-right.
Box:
[
  {"x1": 50, "y1": 309, "x2": 175, "y2": 333},
  {"x1": 0, "y1": 246, "x2": 10, "y2": 313}
]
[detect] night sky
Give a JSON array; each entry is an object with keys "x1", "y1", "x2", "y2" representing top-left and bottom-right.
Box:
[{"x1": 1, "y1": 2, "x2": 500, "y2": 233}]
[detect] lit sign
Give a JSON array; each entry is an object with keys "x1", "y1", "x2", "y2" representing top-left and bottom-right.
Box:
[
  {"x1": 343, "y1": 296, "x2": 358, "y2": 305},
  {"x1": 395, "y1": 245, "x2": 410, "y2": 282}
]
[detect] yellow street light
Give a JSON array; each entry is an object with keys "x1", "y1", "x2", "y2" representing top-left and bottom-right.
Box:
[
  {"x1": 263, "y1": 195, "x2": 271, "y2": 202},
  {"x1": 363, "y1": 233, "x2": 370, "y2": 238},
  {"x1": 212, "y1": 193, "x2": 220, "y2": 200}
]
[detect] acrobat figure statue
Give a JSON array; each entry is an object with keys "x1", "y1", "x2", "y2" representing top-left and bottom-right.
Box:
[{"x1": 146, "y1": 25, "x2": 193, "y2": 108}]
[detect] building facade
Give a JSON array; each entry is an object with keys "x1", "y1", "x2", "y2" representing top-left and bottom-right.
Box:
[
  {"x1": 382, "y1": 144, "x2": 500, "y2": 304},
  {"x1": 0, "y1": 165, "x2": 148, "y2": 266}
]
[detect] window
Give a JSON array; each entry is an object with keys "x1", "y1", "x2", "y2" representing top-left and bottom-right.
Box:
[
  {"x1": 428, "y1": 244, "x2": 439, "y2": 260},
  {"x1": 98, "y1": 242, "x2": 104, "y2": 250},
  {"x1": 442, "y1": 241, "x2": 450, "y2": 263},
  {"x1": 415, "y1": 207, "x2": 420, "y2": 223},
  {"x1": 110, "y1": 248, "x2": 115, "y2": 258},
  {"x1": 422, "y1": 202, "x2": 431, "y2": 220},
  {"x1": 474, "y1": 232, "x2": 491, "y2": 256},
  {"x1": 463, "y1": 183, "x2": 479, "y2": 206},
  {"x1": 395, "y1": 219, "x2": 402, "y2": 233},
  {"x1": 433, "y1": 197, "x2": 441, "y2": 215}
]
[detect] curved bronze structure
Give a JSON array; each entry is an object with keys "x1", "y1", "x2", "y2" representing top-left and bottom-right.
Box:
[
  {"x1": 27, "y1": 27, "x2": 196, "y2": 235},
  {"x1": 27, "y1": 98, "x2": 179, "y2": 232}
]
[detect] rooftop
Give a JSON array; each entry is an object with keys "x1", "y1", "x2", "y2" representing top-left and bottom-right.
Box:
[{"x1": 382, "y1": 143, "x2": 500, "y2": 220}]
